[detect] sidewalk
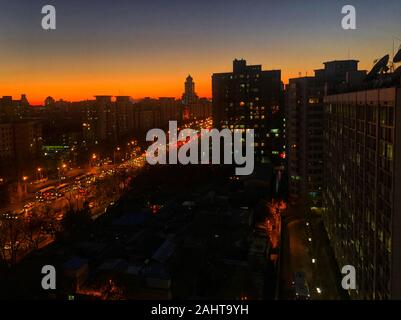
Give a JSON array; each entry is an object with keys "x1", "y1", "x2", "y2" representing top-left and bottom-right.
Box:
[{"x1": 310, "y1": 218, "x2": 349, "y2": 300}]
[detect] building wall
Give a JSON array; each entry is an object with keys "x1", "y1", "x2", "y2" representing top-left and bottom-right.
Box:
[
  {"x1": 286, "y1": 77, "x2": 324, "y2": 204},
  {"x1": 95, "y1": 96, "x2": 116, "y2": 141},
  {"x1": 391, "y1": 87, "x2": 401, "y2": 299},
  {"x1": 0, "y1": 121, "x2": 42, "y2": 176},
  {"x1": 286, "y1": 60, "x2": 363, "y2": 206},
  {"x1": 212, "y1": 59, "x2": 284, "y2": 165},
  {"x1": 0, "y1": 123, "x2": 14, "y2": 165},
  {"x1": 323, "y1": 87, "x2": 401, "y2": 299}
]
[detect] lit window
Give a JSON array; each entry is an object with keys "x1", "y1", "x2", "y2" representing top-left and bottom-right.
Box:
[{"x1": 308, "y1": 97, "x2": 319, "y2": 104}]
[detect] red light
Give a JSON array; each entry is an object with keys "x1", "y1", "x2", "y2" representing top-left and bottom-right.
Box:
[{"x1": 280, "y1": 152, "x2": 286, "y2": 159}]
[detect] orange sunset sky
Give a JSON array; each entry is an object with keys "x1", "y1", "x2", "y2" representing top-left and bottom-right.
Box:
[{"x1": 0, "y1": 0, "x2": 400, "y2": 105}]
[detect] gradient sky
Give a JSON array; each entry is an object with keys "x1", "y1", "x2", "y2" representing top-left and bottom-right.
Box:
[{"x1": 0, "y1": 0, "x2": 400, "y2": 104}]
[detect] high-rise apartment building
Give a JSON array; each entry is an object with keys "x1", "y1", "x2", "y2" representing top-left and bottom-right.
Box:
[
  {"x1": 0, "y1": 95, "x2": 30, "y2": 121},
  {"x1": 212, "y1": 59, "x2": 284, "y2": 165},
  {"x1": 115, "y1": 96, "x2": 132, "y2": 137},
  {"x1": 323, "y1": 85, "x2": 401, "y2": 299},
  {"x1": 286, "y1": 60, "x2": 365, "y2": 205},
  {"x1": 0, "y1": 121, "x2": 42, "y2": 176},
  {"x1": 94, "y1": 96, "x2": 117, "y2": 141},
  {"x1": 0, "y1": 123, "x2": 14, "y2": 167}
]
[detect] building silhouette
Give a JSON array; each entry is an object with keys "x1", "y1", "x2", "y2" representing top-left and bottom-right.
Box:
[
  {"x1": 286, "y1": 60, "x2": 366, "y2": 206},
  {"x1": 212, "y1": 59, "x2": 284, "y2": 165},
  {"x1": 323, "y1": 83, "x2": 401, "y2": 299},
  {"x1": 182, "y1": 75, "x2": 199, "y2": 105},
  {"x1": 181, "y1": 75, "x2": 211, "y2": 121}
]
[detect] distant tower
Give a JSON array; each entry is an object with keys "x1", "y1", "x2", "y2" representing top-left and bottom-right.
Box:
[
  {"x1": 182, "y1": 75, "x2": 198, "y2": 105},
  {"x1": 20, "y1": 94, "x2": 29, "y2": 107}
]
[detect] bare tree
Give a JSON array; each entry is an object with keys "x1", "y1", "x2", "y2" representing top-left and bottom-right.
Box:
[
  {"x1": 64, "y1": 191, "x2": 78, "y2": 212},
  {"x1": 0, "y1": 213, "x2": 26, "y2": 268},
  {"x1": 23, "y1": 210, "x2": 46, "y2": 250}
]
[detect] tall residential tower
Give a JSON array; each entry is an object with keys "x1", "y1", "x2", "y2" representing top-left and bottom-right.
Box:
[{"x1": 212, "y1": 59, "x2": 284, "y2": 165}]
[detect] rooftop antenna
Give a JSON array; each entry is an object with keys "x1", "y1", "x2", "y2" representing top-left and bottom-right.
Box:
[
  {"x1": 366, "y1": 54, "x2": 390, "y2": 81},
  {"x1": 393, "y1": 38, "x2": 401, "y2": 61},
  {"x1": 390, "y1": 37, "x2": 401, "y2": 72}
]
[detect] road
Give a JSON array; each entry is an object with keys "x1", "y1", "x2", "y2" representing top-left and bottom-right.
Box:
[
  {"x1": 1, "y1": 150, "x2": 147, "y2": 265},
  {"x1": 279, "y1": 204, "x2": 343, "y2": 300},
  {"x1": 280, "y1": 216, "x2": 313, "y2": 299},
  {"x1": 1, "y1": 117, "x2": 213, "y2": 265}
]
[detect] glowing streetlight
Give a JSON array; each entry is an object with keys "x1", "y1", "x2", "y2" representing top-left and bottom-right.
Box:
[
  {"x1": 22, "y1": 176, "x2": 28, "y2": 182},
  {"x1": 114, "y1": 147, "x2": 121, "y2": 164},
  {"x1": 312, "y1": 258, "x2": 316, "y2": 264},
  {"x1": 36, "y1": 167, "x2": 44, "y2": 181},
  {"x1": 316, "y1": 287, "x2": 322, "y2": 294}
]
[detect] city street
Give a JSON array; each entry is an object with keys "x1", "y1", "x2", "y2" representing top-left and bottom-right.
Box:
[
  {"x1": 1, "y1": 118, "x2": 211, "y2": 266},
  {"x1": 279, "y1": 205, "x2": 343, "y2": 300}
]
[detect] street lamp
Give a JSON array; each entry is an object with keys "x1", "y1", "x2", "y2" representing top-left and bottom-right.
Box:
[
  {"x1": 90, "y1": 153, "x2": 97, "y2": 167},
  {"x1": 22, "y1": 176, "x2": 29, "y2": 195},
  {"x1": 114, "y1": 147, "x2": 120, "y2": 164},
  {"x1": 60, "y1": 164, "x2": 67, "y2": 181},
  {"x1": 37, "y1": 168, "x2": 43, "y2": 181}
]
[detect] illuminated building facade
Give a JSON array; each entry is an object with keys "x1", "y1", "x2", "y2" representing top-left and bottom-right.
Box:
[
  {"x1": 286, "y1": 60, "x2": 365, "y2": 205},
  {"x1": 212, "y1": 59, "x2": 284, "y2": 165},
  {"x1": 323, "y1": 86, "x2": 401, "y2": 299}
]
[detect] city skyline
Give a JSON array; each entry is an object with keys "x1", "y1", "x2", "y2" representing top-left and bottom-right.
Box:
[
  {"x1": 1, "y1": 0, "x2": 401, "y2": 104},
  {"x1": 2, "y1": 0, "x2": 401, "y2": 302}
]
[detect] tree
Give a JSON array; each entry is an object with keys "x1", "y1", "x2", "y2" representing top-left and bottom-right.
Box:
[
  {"x1": 0, "y1": 213, "x2": 26, "y2": 268},
  {"x1": 23, "y1": 212, "x2": 45, "y2": 250},
  {"x1": 0, "y1": 184, "x2": 9, "y2": 207},
  {"x1": 59, "y1": 206, "x2": 92, "y2": 240},
  {"x1": 64, "y1": 191, "x2": 79, "y2": 212}
]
